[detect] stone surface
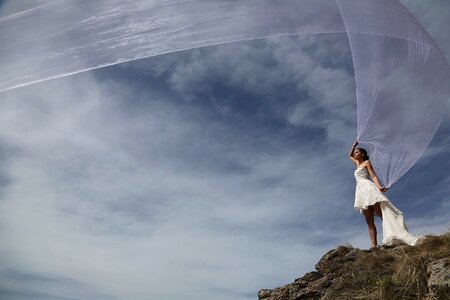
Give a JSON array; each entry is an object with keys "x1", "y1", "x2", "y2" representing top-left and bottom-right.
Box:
[
  {"x1": 427, "y1": 258, "x2": 450, "y2": 299},
  {"x1": 314, "y1": 246, "x2": 356, "y2": 275},
  {"x1": 258, "y1": 289, "x2": 273, "y2": 299},
  {"x1": 257, "y1": 246, "x2": 356, "y2": 300},
  {"x1": 257, "y1": 234, "x2": 450, "y2": 300}
]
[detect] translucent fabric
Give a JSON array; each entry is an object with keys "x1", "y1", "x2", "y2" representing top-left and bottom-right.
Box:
[
  {"x1": 0, "y1": 0, "x2": 346, "y2": 91},
  {"x1": 339, "y1": 0, "x2": 450, "y2": 187},
  {"x1": 0, "y1": 0, "x2": 448, "y2": 187}
]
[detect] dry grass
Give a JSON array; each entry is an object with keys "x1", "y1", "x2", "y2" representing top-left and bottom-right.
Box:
[{"x1": 324, "y1": 232, "x2": 450, "y2": 300}]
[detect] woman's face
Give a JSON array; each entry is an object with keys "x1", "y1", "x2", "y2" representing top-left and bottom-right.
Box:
[{"x1": 354, "y1": 149, "x2": 362, "y2": 159}]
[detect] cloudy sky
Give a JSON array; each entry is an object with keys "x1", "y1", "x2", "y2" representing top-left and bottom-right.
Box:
[{"x1": 0, "y1": 1, "x2": 449, "y2": 300}]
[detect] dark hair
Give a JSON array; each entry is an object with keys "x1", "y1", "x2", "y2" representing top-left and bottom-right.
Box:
[{"x1": 356, "y1": 147, "x2": 369, "y2": 161}]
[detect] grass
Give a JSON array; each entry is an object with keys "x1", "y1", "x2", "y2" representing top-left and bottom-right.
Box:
[{"x1": 323, "y1": 232, "x2": 450, "y2": 300}]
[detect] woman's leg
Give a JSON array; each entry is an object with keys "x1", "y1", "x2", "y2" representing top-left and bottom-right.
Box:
[
  {"x1": 373, "y1": 202, "x2": 382, "y2": 219},
  {"x1": 363, "y1": 206, "x2": 377, "y2": 247}
]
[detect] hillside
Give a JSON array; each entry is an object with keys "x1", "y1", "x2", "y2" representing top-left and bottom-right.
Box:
[{"x1": 258, "y1": 233, "x2": 450, "y2": 300}]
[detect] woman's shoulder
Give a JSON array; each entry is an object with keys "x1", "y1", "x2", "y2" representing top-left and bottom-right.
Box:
[{"x1": 358, "y1": 160, "x2": 371, "y2": 168}]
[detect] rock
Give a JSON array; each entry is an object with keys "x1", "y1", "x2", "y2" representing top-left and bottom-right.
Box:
[
  {"x1": 258, "y1": 286, "x2": 290, "y2": 300},
  {"x1": 258, "y1": 289, "x2": 273, "y2": 299},
  {"x1": 427, "y1": 258, "x2": 450, "y2": 298},
  {"x1": 294, "y1": 271, "x2": 323, "y2": 288},
  {"x1": 257, "y1": 233, "x2": 450, "y2": 300},
  {"x1": 315, "y1": 246, "x2": 355, "y2": 274},
  {"x1": 343, "y1": 249, "x2": 359, "y2": 261},
  {"x1": 257, "y1": 271, "x2": 330, "y2": 300}
]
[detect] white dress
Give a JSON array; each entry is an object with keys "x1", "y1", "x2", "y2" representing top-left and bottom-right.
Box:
[{"x1": 354, "y1": 166, "x2": 422, "y2": 246}]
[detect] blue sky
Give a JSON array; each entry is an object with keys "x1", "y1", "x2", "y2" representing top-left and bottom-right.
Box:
[{"x1": 0, "y1": 1, "x2": 449, "y2": 300}]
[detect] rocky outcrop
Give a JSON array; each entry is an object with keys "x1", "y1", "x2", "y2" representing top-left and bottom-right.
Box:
[
  {"x1": 258, "y1": 270, "x2": 330, "y2": 300},
  {"x1": 427, "y1": 258, "x2": 450, "y2": 299},
  {"x1": 258, "y1": 233, "x2": 450, "y2": 300}
]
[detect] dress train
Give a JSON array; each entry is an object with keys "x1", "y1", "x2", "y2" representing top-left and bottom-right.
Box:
[
  {"x1": 380, "y1": 201, "x2": 422, "y2": 246},
  {"x1": 354, "y1": 166, "x2": 422, "y2": 246}
]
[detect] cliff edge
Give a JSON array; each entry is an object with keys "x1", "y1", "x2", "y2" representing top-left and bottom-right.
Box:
[{"x1": 258, "y1": 233, "x2": 450, "y2": 300}]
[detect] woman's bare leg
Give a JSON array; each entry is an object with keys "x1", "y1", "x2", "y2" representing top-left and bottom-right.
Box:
[
  {"x1": 363, "y1": 206, "x2": 377, "y2": 248},
  {"x1": 373, "y1": 202, "x2": 382, "y2": 219}
]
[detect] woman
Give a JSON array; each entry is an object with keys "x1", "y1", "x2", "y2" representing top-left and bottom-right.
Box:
[{"x1": 349, "y1": 141, "x2": 421, "y2": 248}]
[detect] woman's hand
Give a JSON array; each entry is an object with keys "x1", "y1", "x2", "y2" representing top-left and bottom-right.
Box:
[
  {"x1": 353, "y1": 141, "x2": 359, "y2": 146},
  {"x1": 379, "y1": 187, "x2": 389, "y2": 193}
]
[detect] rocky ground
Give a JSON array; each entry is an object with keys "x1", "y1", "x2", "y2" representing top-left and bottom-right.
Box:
[{"x1": 258, "y1": 233, "x2": 450, "y2": 300}]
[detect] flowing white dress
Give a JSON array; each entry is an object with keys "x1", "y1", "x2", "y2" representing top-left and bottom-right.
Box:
[{"x1": 354, "y1": 166, "x2": 422, "y2": 246}]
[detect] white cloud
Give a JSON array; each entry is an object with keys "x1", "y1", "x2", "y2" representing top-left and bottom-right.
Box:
[{"x1": 0, "y1": 66, "x2": 359, "y2": 299}]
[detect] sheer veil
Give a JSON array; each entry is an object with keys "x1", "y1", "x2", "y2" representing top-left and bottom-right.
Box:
[{"x1": 1, "y1": 0, "x2": 449, "y2": 186}]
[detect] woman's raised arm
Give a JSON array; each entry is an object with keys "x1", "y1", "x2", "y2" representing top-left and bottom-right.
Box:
[{"x1": 349, "y1": 141, "x2": 358, "y2": 165}]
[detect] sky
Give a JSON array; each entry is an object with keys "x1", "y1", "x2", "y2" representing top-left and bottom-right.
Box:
[{"x1": 0, "y1": 1, "x2": 449, "y2": 300}]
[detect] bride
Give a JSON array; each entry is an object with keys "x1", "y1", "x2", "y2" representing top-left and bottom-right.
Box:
[{"x1": 349, "y1": 141, "x2": 422, "y2": 248}]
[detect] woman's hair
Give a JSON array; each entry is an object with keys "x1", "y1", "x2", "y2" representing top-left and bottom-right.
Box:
[{"x1": 356, "y1": 147, "x2": 369, "y2": 161}]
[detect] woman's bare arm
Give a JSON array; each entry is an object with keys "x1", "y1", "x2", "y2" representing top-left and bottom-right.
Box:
[
  {"x1": 349, "y1": 141, "x2": 358, "y2": 165},
  {"x1": 366, "y1": 160, "x2": 388, "y2": 192}
]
